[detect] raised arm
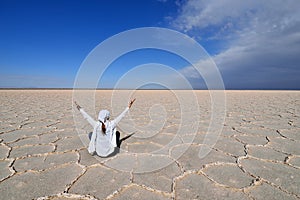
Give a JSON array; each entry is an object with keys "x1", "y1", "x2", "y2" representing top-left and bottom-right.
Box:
[
  {"x1": 74, "y1": 101, "x2": 97, "y2": 127},
  {"x1": 111, "y1": 98, "x2": 136, "y2": 128}
]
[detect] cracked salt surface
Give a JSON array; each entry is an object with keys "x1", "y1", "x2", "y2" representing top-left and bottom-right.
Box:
[{"x1": 0, "y1": 90, "x2": 299, "y2": 200}]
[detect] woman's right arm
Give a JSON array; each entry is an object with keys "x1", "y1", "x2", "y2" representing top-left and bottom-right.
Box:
[{"x1": 111, "y1": 98, "x2": 136, "y2": 128}]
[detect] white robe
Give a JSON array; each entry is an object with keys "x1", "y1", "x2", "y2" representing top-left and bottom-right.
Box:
[{"x1": 80, "y1": 107, "x2": 129, "y2": 157}]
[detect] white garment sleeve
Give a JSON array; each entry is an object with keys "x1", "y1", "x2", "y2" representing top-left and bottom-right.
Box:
[
  {"x1": 79, "y1": 109, "x2": 97, "y2": 127},
  {"x1": 111, "y1": 107, "x2": 129, "y2": 129}
]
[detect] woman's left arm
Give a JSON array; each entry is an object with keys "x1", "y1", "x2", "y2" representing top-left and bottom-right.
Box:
[{"x1": 74, "y1": 101, "x2": 97, "y2": 127}]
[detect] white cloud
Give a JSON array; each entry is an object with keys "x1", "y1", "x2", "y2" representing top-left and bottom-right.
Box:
[
  {"x1": 174, "y1": 0, "x2": 259, "y2": 32},
  {"x1": 172, "y1": 0, "x2": 300, "y2": 88}
]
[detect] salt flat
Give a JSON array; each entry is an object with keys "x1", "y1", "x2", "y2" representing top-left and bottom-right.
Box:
[{"x1": 0, "y1": 90, "x2": 299, "y2": 200}]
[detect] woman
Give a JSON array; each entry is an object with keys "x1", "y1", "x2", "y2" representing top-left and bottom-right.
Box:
[{"x1": 74, "y1": 99, "x2": 136, "y2": 157}]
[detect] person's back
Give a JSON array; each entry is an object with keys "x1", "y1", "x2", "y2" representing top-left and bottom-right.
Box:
[{"x1": 93, "y1": 120, "x2": 116, "y2": 157}]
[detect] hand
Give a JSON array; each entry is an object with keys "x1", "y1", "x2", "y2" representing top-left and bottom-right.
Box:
[
  {"x1": 128, "y1": 98, "x2": 136, "y2": 109},
  {"x1": 74, "y1": 101, "x2": 81, "y2": 111}
]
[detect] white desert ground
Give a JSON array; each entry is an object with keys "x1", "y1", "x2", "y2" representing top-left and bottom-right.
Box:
[{"x1": 0, "y1": 90, "x2": 299, "y2": 200}]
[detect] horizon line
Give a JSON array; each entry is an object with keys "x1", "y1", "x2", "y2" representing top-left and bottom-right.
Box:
[{"x1": 0, "y1": 87, "x2": 299, "y2": 91}]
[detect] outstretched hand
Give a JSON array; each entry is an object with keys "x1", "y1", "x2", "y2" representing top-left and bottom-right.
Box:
[
  {"x1": 128, "y1": 98, "x2": 136, "y2": 109},
  {"x1": 74, "y1": 101, "x2": 81, "y2": 111}
]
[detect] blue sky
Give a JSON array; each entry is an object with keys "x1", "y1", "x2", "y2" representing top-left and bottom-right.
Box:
[{"x1": 1, "y1": 0, "x2": 300, "y2": 89}]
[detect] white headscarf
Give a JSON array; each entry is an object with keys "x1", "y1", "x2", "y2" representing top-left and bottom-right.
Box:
[
  {"x1": 98, "y1": 109, "x2": 110, "y2": 123},
  {"x1": 88, "y1": 109, "x2": 110, "y2": 154}
]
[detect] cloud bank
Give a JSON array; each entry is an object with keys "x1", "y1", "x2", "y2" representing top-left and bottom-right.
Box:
[{"x1": 172, "y1": 0, "x2": 300, "y2": 89}]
